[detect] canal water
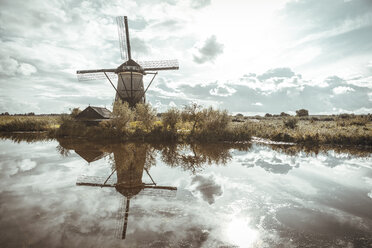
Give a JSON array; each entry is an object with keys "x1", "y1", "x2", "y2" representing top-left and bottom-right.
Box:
[{"x1": 0, "y1": 136, "x2": 371, "y2": 247}]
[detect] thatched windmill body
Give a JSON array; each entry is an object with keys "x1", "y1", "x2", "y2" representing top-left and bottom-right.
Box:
[{"x1": 77, "y1": 16, "x2": 179, "y2": 108}]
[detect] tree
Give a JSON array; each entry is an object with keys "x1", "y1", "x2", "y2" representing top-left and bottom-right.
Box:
[
  {"x1": 181, "y1": 103, "x2": 205, "y2": 134},
  {"x1": 296, "y1": 109, "x2": 309, "y2": 117},
  {"x1": 135, "y1": 103, "x2": 156, "y2": 131},
  {"x1": 162, "y1": 108, "x2": 180, "y2": 131},
  {"x1": 265, "y1": 113, "x2": 273, "y2": 117},
  {"x1": 280, "y1": 112, "x2": 290, "y2": 117},
  {"x1": 112, "y1": 101, "x2": 134, "y2": 132}
]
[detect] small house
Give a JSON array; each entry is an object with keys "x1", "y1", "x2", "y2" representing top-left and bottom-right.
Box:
[{"x1": 75, "y1": 106, "x2": 112, "y2": 125}]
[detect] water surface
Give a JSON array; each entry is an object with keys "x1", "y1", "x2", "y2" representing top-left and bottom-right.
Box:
[{"x1": 0, "y1": 137, "x2": 371, "y2": 247}]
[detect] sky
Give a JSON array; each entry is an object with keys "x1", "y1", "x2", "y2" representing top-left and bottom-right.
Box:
[{"x1": 0, "y1": 0, "x2": 371, "y2": 115}]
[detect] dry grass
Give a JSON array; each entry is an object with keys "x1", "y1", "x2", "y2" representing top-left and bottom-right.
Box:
[
  {"x1": 0, "y1": 115, "x2": 60, "y2": 132},
  {"x1": 239, "y1": 117, "x2": 372, "y2": 146}
]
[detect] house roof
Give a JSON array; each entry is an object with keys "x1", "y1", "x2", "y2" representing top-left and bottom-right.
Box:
[
  {"x1": 76, "y1": 106, "x2": 112, "y2": 120},
  {"x1": 90, "y1": 106, "x2": 112, "y2": 119}
]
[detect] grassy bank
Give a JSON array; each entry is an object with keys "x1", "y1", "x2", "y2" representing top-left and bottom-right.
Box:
[
  {"x1": 1, "y1": 106, "x2": 371, "y2": 147},
  {"x1": 0, "y1": 115, "x2": 60, "y2": 132},
  {"x1": 240, "y1": 115, "x2": 372, "y2": 147}
]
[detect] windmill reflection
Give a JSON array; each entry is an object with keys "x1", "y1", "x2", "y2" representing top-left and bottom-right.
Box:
[
  {"x1": 56, "y1": 140, "x2": 252, "y2": 238},
  {"x1": 59, "y1": 141, "x2": 177, "y2": 240}
]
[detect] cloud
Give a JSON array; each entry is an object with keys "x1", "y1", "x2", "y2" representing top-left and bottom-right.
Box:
[
  {"x1": 131, "y1": 37, "x2": 150, "y2": 57},
  {"x1": 252, "y1": 102, "x2": 263, "y2": 106},
  {"x1": 333, "y1": 86, "x2": 355, "y2": 95},
  {"x1": 193, "y1": 35, "x2": 224, "y2": 64},
  {"x1": 190, "y1": 175, "x2": 223, "y2": 204},
  {"x1": 283, "y1": 0, "x2": 372, "y2": 35},
  {"x1": 0, "y1": 56, "x2": 37, "y2": 76},
  {"x1": 190, "y1": 0, "x2": 211, "y2": 9},
  {"x1": 257, "y1": 68, "x2": 296, "y2": 81},
  {"x1": 147, "y1": 67, "x2": 372, "y2": 115},
  {"x1": 209, "y1": 85, "x2": 236, "y2": 97}
]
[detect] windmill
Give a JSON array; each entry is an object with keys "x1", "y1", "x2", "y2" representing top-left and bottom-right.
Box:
[
  {"x1": 75, "y1": 143, "x2": 177, "y2": 239},
  {"x1": 76, "y1": 16, "x2": 179, "y2": 108}
]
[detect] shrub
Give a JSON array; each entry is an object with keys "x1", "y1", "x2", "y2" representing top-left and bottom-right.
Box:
[
  {"x1": 265, "y1": 113, "x2": 273, "y2": 117},
  {"x1": 296, "y1": 109, "x2": 309, "y2": 117},
  {"x1": 162, "y1": 108, "x2": 180, "y2": 131},
  {"x1": 283, "y1": 117, "x2": 298, "y2": 129},
  {"x1": 280, "y1": 112, "x2": 290, "y2": 117},
  {"x1": 338, "y1": 113, "x2": 353, "y2": 119},
  {"x1": 56, "y1": 115, "x2": 87, "y2": 137},
  {"x1": 70, "y1": 107, "x2": 81, "y2": 118},
  {"x1": 135, "y1": 103, "x2": 156, "y2": 131},
  {"x1": 200, "y1": 107, "x2": 230, "y2": 132}
]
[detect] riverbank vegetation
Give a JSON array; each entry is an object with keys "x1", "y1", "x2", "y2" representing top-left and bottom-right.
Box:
[
  {"x1": 55, "y1": 102, "x2": 252, "y2": 142},
  {"x1": 241, "y1": 114, "x2": 372, "y2": 146},
  {"x1": 0, "y1": 104, "x2": 371, "y2": 147},
  {"x1": 0, "y1": 115, "x2": 60, "y2": 132}
]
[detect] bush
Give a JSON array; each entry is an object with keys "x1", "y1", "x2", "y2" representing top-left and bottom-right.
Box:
[
  {"x1": 296, "y1": 109, "x2": 309, "y2": 117},
  {"x1": 338, "y1": 113, "x2": 353, "y2": 119},
  {"x1": 280, "y1": 112, "x2": 290, "y2": 117},
  {"x1": 56, "y1": 115, "x2": 87, "y2": 137},
  {"x1": 265, "y1": 113, "x2": 273, "y2": 117},
  {"x1": 70, "y1": 107, "x2": 81, "y2": 118},
  {"x1": 162, "y1": 108, "x2": 180, "y2": 131},
  {"x1": 200, "y1": 107, "x2": 230, "y2": 132},
  {"x1": 283, "y1": 117, "x2": 298, "y2": 129},
  {"x1": 135, "y1": 103, "x2": 156, "y2": 131}
]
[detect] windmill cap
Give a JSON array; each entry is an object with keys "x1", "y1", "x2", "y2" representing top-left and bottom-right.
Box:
[{"x1": 116, "y1": 59, "x2": 143, "y2": 73}]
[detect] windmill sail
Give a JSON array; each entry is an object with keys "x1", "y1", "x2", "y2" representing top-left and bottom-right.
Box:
[
  {"x1": 116, "y1": 16, "x2": 128, "y2": 61},
  {"x1": 139, "y1": 60, "x2": 179, "y2": 71},
  {"x1": 76, "y1": 71, "x2": 117, "y2": 81}
]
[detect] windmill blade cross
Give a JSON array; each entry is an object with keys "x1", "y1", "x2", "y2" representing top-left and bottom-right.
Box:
[{"x1": 139, "y1": 60, "x2": 179, "y2": 71}]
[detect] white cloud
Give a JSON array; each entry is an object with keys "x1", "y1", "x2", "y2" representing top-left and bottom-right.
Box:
[
  {"x1": 252, "y1": 102, "x2": 263, "y2": 106},
  {"x1": 18, "y1": 63, "x2": 37, "y2": 76},
  {"x1": 209, "y1": 85, "x2": 236, "y2": 97},
  {"x1": 0, "y1": 56, "x2": 37, "y2": 76},
  {"x1": 332, "y1": 86, "x2": 355, "y2": 94}
]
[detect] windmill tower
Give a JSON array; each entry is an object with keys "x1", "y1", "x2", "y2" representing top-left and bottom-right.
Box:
[
  {"x1": 76, "y1": 143, "x2": 177, "y2": 239},
  {"x1": 77, "y1": 16, "x2": 179, "y2": 108}
]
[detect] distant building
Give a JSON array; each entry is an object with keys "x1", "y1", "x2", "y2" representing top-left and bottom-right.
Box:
[{"x1": 75, "y1": 106, "x2": 112, "y2": 125}]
